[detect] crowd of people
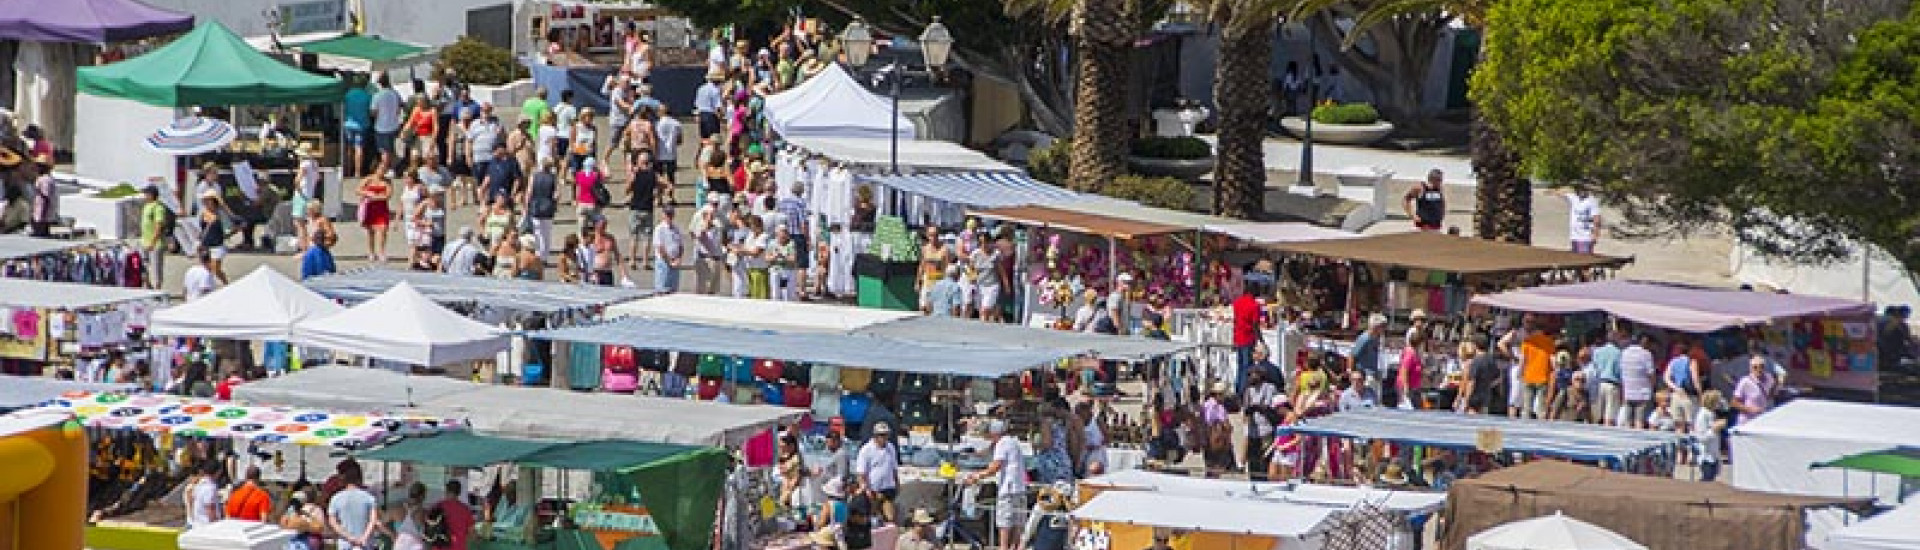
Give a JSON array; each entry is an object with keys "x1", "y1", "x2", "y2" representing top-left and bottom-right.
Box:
[{"x1": 174, "y1": 451, "x2": 516, "y2": 550}]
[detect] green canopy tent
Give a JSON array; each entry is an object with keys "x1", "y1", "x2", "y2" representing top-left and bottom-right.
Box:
[
  {"x1": 1814, "y1": 447, "x2": 1920, "y2": 478},
  {"x1": 360, "y1": 433, "x2": 730, "y2": 550},
  {"x1": 78, "y1": 21, "x2": 343, "y2": 107}
]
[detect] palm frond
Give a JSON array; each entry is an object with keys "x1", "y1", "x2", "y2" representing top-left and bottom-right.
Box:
[{"x1": 1003, "y1": 0, "x2": 1076, "y2": 24}]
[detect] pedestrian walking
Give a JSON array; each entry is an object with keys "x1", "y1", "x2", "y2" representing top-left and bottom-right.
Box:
[{"x1": 651, "y1": 206, "x2": 683, "y2": 292}]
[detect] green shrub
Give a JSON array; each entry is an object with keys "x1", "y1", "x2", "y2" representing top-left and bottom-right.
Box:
[
  {"x1": 1310, "y1": 102, "x2": 1381, "y2": 125},
  {"x1": 94, "y1": 183, "x2": 141, "y2": 199},
  {"x1": 1100, "y1": 175, "x2": 1195, "y2": 210},
  {"x1": 1027, "y1": 137, "x2": 1070, "y2": 185},
  {"x1": 1129, "y1": 136, "x2": 1213, "y2": 159},
  {"x1": 435, "y1": 36, "x2": 526, "y2": 86}
]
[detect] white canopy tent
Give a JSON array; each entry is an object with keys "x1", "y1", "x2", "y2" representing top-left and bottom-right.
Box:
[
  {"x1": 1073, "y1": 490, "x2": 1333, "y2": 543},
  {"x1": 416, "y1": 384, "x2": 804, "y2": 446},
  {"x1": 1825, "y1": 501, "x2": 1920, "y2": 550},
  {"x1": 1730, "y1": 399, "x2": 1920, "y2": 544},
  {"x1": 1465, "y1": 512, "x2": 1647, "y2": 550},
  {"x1": 290, "y1": 282, "x2": 507, "y2": 366},
  {"x1": 147, "y1": 266, "x2": 343, "y2": 340},
  {"x1": 763, "y1": 63, "x2": 913, "y2": 140},
  {"x1": 1079, "y1": 470, "x2": 1446, "y2": 514},
  {"x1": 785, "y1": 135, "x2": 1016, "y2": 172},
  {"x1": 602, "y1": 294, "x2": 916, "y2": 333}
]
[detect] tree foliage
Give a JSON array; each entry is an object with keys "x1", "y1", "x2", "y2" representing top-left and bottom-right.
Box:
[{"x1": 1475, "y1": 0, "x2": 1920, "y2": 272}]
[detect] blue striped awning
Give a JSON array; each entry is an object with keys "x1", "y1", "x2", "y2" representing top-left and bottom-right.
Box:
[
  {"x1": 859, "y1": 172, "x2": 1085, "y2": 208},
  {"x1": 527, "y1": 317, "x2": 1074, "y2": 378},
  {"x1": 1281, "y1": 408, "x2": 1686, "y2": 466}
]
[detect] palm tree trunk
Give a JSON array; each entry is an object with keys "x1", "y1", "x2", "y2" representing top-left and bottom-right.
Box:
[
  {"x1": 1470, "y1": 110, "x2": 1531, "y2": 243},
  {"x1": 1212, "y1": 18, "x2": 1273, "y2": 219},
  {"x1": 1068, "y1": 0, "x2": 1133, "y2": 192}
]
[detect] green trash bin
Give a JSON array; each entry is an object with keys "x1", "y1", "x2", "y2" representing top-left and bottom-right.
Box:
[{"x1": 854, "y1": 254, "x2": 919, "y2": 311}]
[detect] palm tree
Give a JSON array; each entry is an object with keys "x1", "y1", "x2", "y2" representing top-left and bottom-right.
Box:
[
  {"x1": 1200, "y1": 0, "x2": 1287, "y2": 219},
  {"x1": 1292, "y1": 0, "x2": 1531, "y2": 243},
  {"x1": 1009, "y1": 0, "x2": 1146, "y2": 192}
]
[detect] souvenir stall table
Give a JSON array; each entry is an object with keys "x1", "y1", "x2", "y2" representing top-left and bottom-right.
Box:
[
  {"x1": 1471, "y1": 280, "x2": 1879, "y2": 400},
  {"x1": 1441, "y1": 461, "x2": 1868, "y2": 550},
  {"x1": 28, "y1": 390, "x2": 461, "y2": 542},
  {"x1": 0, "y1": 235, "x2": 148, "y2": 287},
  {"x1": 302, "y1": 268, "x2": 654, "y2": 385},
  {"x1": 1072, "y1": 490, "x2": 1335, "y2": 550},
  {"x1": 358, "y1": 431, "x2": 731, "y2": 550},
  {"x1": 1078, "y1": 469, "x2": 1447, "y2": 550},
  {"x1": 0, "y1": 278, "x2": 163, "y2": 377},
  {"x1": 74, "y1": 22, "x2": 345, "y2": 228},
  {"x1": 1281, "y1": 407, "x2": 1688, "y2": 485}
]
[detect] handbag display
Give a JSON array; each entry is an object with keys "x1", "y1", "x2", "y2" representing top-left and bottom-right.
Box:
[{"x1": 840, "y1": 367, "x2": 872, "y2": 393}]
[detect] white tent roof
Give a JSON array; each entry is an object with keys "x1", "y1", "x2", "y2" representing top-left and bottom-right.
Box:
[
  {"x1": 1732, "y1": 399, "x2": 1920, "y2": 447},
  {"x1": 148, "y1": 266, "x2": 344, "y2": 340},
  {"x1": 1073, "y1": 490, "x2": 1333, "y2": 538},
  {"x1": 786, "y1": 136, "x2": 1017, "y2": 172},
  {"x1": 0, "y1": 278, "x2": 161, "y2": 309},
  {"x1": 1080, "y1": 470, "x2": 1446, "y2": 513},
  {"x1": 1730, "y1": 399, "x2": 1920, "y2": 546},
  {"x1": 417, "y1": 384, "x2": 803, "y2": 446},
  {"x1": 291, "y1": 282, "x2": 508, "y2": 366},
  {"x1": 1466, "y1": 512, "x2": 1647, "y2": 550},
  {"x1": 1205, "y1": 222, "x2": 1362, "y2": 244},
  {"x1": 603, "y1": 294, "x2": 916, "y2": 333},
  {"x1": 1826, "y1": 500, "x2": 1920, "y2": 550},
  {"x1": 764, "y1": 64, "x2": 914, "y2": 140}
]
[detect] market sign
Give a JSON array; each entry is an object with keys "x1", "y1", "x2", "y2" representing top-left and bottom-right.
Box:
[{"x1": 279, "y1": 0, "x2": 347, "y2": 35}]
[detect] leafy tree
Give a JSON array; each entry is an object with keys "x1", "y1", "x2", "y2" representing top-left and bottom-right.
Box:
[{"x1": 1475, "y1": 0, "x2": 1920, "y2": 273}]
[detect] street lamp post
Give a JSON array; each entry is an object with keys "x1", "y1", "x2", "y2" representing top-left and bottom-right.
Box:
[
  {"x1": 841, "y1": 17, "x2": 954, "y2": 175},
  {"x1": 1297, "y1": 22, "x2": 1316, "y2": 189}
]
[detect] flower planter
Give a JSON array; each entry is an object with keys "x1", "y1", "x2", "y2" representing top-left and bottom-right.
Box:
[
  {"x1": 1125, "y1": 155, "x2": 1216, "y2": 181},
  {"x1": 1279, "y1": 117, "x2": 1396, "y2": 145}
]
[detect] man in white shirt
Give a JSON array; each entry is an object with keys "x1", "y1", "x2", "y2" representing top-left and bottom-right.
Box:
[
  {"x1": 1561, "y1": 188, "x2": 1602, "y2": 253},
  {"x1": 654, "y1": 106, "x2": 682, "y2": 184},
  {"x1": 651, "y1": 207, "x2": 684, "y2": 293},
  {"x1": 852, "y1": 422, "x2": 901, "y2": 524},
  {"x1": 183, "y1": 462, "x2": 220, "y2": 528},
  {"x1": 370, "y1": 74, "x2": 404, "y2": 164},
  {"x1": 967, "y1": 420, "x2": 1027, "y2": 550},
  {"x1": 182, "y1": 251, "x2": 220, "y2": 301},
  {"x1": 440, "y1": 227, "x2": 480, "y2": 276}
]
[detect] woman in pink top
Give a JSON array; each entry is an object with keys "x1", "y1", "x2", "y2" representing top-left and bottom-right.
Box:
[
  {"x1": 575, "y1": 158, "x2": 603, "y2": 218},
  {"x1": 1398, "y1": 333, "x2": 1427, "y2": 408}
]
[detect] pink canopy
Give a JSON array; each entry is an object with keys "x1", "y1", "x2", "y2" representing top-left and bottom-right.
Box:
[{"x1": 1470, "y1": 280, "x2": 1875, "y2": 333}]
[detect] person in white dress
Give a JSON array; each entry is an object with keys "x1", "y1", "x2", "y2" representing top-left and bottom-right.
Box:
[{"x1": 1560, "y1": 188, "x2": 1603, "y2": 253}]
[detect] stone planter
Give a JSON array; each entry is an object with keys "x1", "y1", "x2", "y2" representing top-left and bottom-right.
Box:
[
  {"x1": 1279, "y1": 117, "x2": 1396, "y2": 146},
  {"x1": 1126, "y1": 155, "x2": 1216, "y2": 181},
  {"x1": 65, "y1": 192, "x2": 143, "y2": 240}
]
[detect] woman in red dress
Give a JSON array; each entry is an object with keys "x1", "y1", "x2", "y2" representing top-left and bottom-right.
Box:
[{"x1": 359, "y1": 160, "x2": 394, "y2": 263}]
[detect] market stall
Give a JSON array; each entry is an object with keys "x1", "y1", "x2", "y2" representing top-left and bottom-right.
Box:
[
  {"x1": 147, "y1": 266, "x2": 343, "y2": 341},
  {"x1": 1072, "y1": 490, "x2": 1334, "y2": 550},
  {"x1": 1078, "y1": 469, "x2": 1445, "y2": 550},
  {"x1": 0, "y1": 277, "x2": 163, "y2": 377},
  {"x1": 235, "y1": 366, "x2": 806, "y2": 447},
  {"x1": 1280, "y1": 408, "x2": 1687, "y2": 479},
  {"x1": 75, "y1": 22, "x2": 345, "y2": 226},
  {"x1": 853, "y1": 315, "x2": 1198, "y2": 362},
  {"x1": 1465, "y1": 512, "x2": 1646, "y2": 550},
  {"x1": 1, "y1": 0, "x2": 194, "y2": 152},
  {"x1": 359, "y1": 431, "x2": 728, "y2": 550},
  {"x1": 1825, "y1": 500, "x2": 1920, "y2": 550},
  {"x1": 971, "y1": 202, "x2": 1226, "y2": 325},
  {"x1": 603, "y1": 293, "x2": 918, "y2": 333},
  {"x1": 290, "y1": 282, "x2": 510, "y2": 368},
  {"x1": 1729, "y1": 399, "x2": 1920, "y2": 542},
  {"x1": 0, "y1": 235, "x2": 145, "y2": 287},
  {"x1": 764, "y1": 64, "x2": 915, "y2": 141},
  {"x1": 1471, "y1": 280, "x2": 1879, "y2": 398},
  {"x1": 1440, "y1": 461, "x2": 1866, "y2": 550}
]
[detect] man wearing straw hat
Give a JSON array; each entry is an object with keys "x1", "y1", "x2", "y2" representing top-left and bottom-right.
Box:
[{"x1": 694, "y1": 67, "x2": 725, "y2": 139}]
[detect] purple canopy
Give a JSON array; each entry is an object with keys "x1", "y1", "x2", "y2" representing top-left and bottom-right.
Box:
[
  {"x1": 0, "y1": 0, "x2": 192, "y2": 43},
  {"x1": 1471, "y1": 280, "x2": 1875, "y2": 333}
]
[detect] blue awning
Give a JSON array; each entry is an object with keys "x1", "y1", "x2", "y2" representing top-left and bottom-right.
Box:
[
  {"x1": 525, "y1": 317, "x2": 1073, "y2": 378},
  {"x1": 858, "y1": 172, "x2": 1084, "y2": 208},
  {"x1": 1281, "y1": 408, "x2": 1685, "y2": 466}
]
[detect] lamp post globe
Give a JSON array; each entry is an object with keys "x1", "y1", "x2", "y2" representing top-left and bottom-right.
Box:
[{"x1": 841, "y1": 18, "x2": 873, "y2": 67}]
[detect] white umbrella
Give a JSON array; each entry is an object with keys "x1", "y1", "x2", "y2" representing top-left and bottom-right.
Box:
[
  {"x1": 142, "y1": 117, "x2": 235, "y2": 155},
  {"x1": 1467, "y1": 512, "x2": 1648, "y2": 550}
]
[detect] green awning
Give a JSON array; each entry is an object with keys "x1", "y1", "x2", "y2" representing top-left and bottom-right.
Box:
[
  {"x1": 291, "y1": 33, "x2": 434, "y2": 72},
  {"x1": 517, "y1": 441, "x2": 720, "y2": 474},
  {"x1": 356, "y1": 431, "x2": 557, "y2": 468},
  {"x1": 1814, "y1": 447, "x2": 1920, "y2": 477},
  {"x1": 78, "y1": 22, "x2": 343, "y2": 107}
]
